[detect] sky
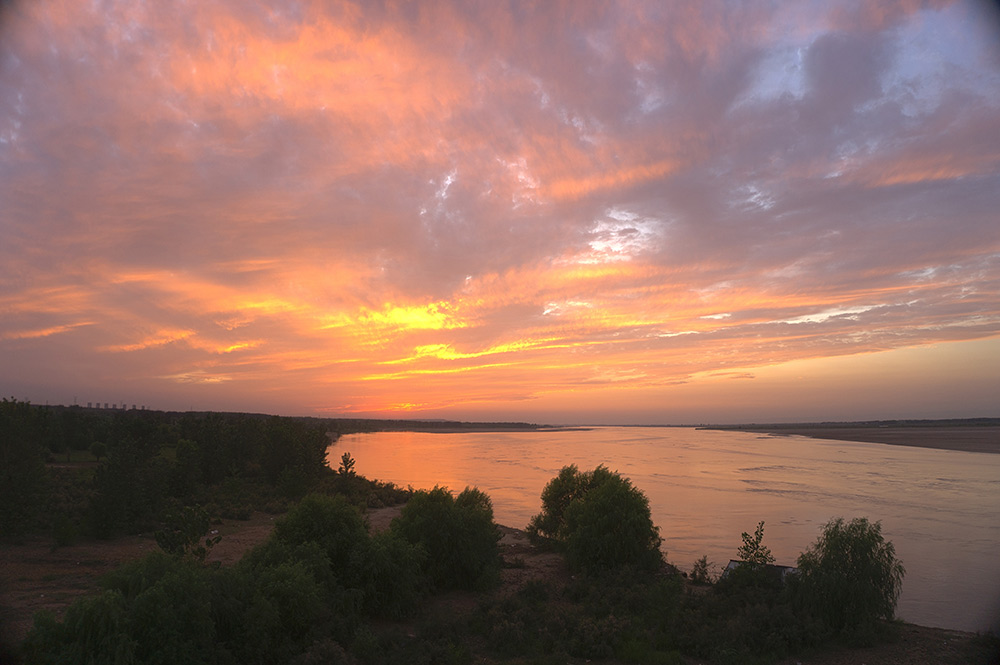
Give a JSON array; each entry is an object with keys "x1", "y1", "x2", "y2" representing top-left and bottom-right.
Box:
[{"x1": 1, "y1": 0, "x2": 999, "y2": 424}]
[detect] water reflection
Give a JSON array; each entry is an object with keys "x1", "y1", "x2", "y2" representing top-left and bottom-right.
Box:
[{"x1": 326, "y1": 427, "x2": 1000, "y2": 632}]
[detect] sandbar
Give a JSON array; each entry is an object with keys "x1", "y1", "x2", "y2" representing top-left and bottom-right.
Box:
[{"x1": 705, "y1": 425, "x2": 1000, "y2": 454}]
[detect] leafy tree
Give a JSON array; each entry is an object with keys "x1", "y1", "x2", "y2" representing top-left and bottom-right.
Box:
[
  {"x1": 737, "y1": 520, "x2": 775, "y2": 568},
  {"x1": 796, "y1": 517, "x2": 905, "y2": 642},
  {"x1": 338, "y1": 451, "x2": 356, "y2": 476},
  {"x1": 155, "y1": 505, "x2": 221, "y2": 561},
  {"x1": 562, "y1": 471, "x2": 663, "y2": 574},
  {"x1": 391, "y1": 486, "x2": 502, "y2": 590},
  {"x1": 690, "y1": 555, "x2": 713, "y2": 585},
  {"x1": 349, "y1": 529, "x2": 426, "y2": 619},
  {"x1": 526, "y1": 464, "x2": 613, "y2": 542},
  {"x1": 0, "y1": 398, "x2": 48, "y2": 537},
  {"x1": 89, "y1": 441, "x2": 107, "y2": 462},
  {"x1": 87, "y1": 438, "x2": 168, "y2": 537},
  {"x1": 272, "y1": 493, "x2": 368, "y2": 572},
  {"x1": 528, "y1": 465, "x2": 663, "y2": 574}
]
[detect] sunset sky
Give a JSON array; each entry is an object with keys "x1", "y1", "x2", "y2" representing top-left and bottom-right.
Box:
[{"x1": 1, "y1": 1, "x2": 998, "y2": 424}]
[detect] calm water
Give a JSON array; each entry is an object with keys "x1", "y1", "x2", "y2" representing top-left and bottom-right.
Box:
[{"x1": 326, "y1": 426, "x2": 1000, "y2": 632}]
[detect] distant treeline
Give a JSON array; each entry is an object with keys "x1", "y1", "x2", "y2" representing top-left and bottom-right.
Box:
[{"x1": 0, "y1": 399, "x2": 411, "y2": 540}]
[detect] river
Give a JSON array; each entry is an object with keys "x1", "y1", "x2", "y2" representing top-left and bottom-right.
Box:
[{"x1": 326, "y1": 426, "x2": 1000, "y2": 633}]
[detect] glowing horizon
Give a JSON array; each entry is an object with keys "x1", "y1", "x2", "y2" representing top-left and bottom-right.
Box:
[{"x1": 1, "y1": 1, "x2": 998, "y2": 423}]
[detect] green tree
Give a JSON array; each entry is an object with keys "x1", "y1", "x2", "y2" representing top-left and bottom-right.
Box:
[
  {"x1": 89, "y1": 441, "x2": 107, "y2": 462},
  {"x1": 0, "y1": 398, "x2": 48, "y2": 537},
  {"x1": 272, "y1": 493, "x2": 368, "y2": 572},
  {"x1": 87, "y1": 438, "x2": 168, "y2": 538},
  {"x1": 796, "y1": 517, "x2": 905, "y2": 642},
  {"x1": 391, "y1": 486, "x2": 502, "y2": 590},
  {"x1": 155, "y1": 506, "x2": 221, "y2": 561},
  {"x1": 338, "y1": 451, "x2": 356, "y2": 476},
  {"x1": 526, "y1": 464, "x2": 614, "y2": 542},
  {"x1": 528, "y1": 465, "x2": 663, "y2": 574},
  {"x1": 737, "y1": 520, "x2": 775, "y2": 568},
  {"x1": 690, "y1": 555, "x2": 713, "y2": 584},
  {"x1": 563, "y1": 472, "x2": 663, "y2": 574}
]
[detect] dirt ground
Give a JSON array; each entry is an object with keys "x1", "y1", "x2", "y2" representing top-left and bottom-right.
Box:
[{"x1": 2, "y1": 506, "x2": 996, "y2": 665}]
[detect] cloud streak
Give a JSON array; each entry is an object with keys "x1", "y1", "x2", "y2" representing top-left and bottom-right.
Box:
[{"x1": 1, "y1": 0, "x2": 998, "y2": 421}]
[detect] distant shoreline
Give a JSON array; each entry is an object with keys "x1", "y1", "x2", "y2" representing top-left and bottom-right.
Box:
[
  {"x1": 373, "y1": 425, "x2": 593, "y2": 434},
  {"x1": 702, "y1": 424, "x2": 1000, "y2": 454}
]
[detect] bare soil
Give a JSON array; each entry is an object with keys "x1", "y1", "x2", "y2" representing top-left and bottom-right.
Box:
[{"x1": 2, "y1": 506, "x2": 996, "y2": 665}]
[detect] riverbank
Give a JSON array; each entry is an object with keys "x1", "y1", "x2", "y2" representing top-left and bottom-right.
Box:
[
  {"x1": 703, "y1": 424, "x2": 1000, "y2": 454},
  {"x1": 3, "y1": 507, "x2": 997, "y2": 664}
]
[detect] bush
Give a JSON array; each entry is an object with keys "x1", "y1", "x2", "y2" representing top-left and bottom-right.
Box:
[
  {"x1": 391, "y1": 487, "x2": 502, "y2": 590},
  {"x1": 526, "y1": 464, "x2": 614, "y2": 542},
  {"x1": 528, "y1": 465, "x2": 663, "y2": 574},
  {"x1": 349, "y1": 530, "x2": 427, "y2": 619},
  {"x1": 272, "y1": 493, "x2": 368, "y2": 572},
  {"x1": 25, "y1": 553, "x2": 218, "y2": 665},
  {"x1": 796, "y1": 517, "x2": 905, "y2": 642},
  {"x1": 0, "y1": 398, "x2": 49, "y2": 537},
  {"x1": 155, "y1": 505, "x2": 220, "y2": 560},
  {"x1": 690, "y1": 555, "x2": 712, "y2": 585}
]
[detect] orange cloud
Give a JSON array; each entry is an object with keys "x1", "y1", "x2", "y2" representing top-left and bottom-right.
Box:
[{"x1": 544, "y1": 159, "x2": 680, "y2": 200}]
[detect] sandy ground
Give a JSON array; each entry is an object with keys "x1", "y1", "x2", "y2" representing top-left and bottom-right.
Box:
[
  {"x1": 2, "y1": 505, "x2": 996, "y2": 664},
  {"x1": 707, "y1": 425, "x2": 1000, "y2": 454}
]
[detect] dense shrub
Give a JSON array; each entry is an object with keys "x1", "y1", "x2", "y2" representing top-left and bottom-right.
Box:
[
  {"x1": 690, "y1": 555, "x2": 712, "y2": 584},
  {"x1": 526, "y1": 464, "x2": 614, "y2": 541},
  {"x1": 528, "y1": 465, "x2": 663, "y2": 574},
  {"x1": 796, "y1": 517, "x2": 905, "y2": 642},
  {"x1": 272, "y1": 493, "x2": 369, "y2": 571},
  {"x1": 87, "y1": 439, "x2": 170, "y2": 538},
  {"x1": 349, "y1": 530, "x2": 427, "y2": 619},
  {"x1": 25, "y1": 553, "x2": 218, "y2": 665},
  {"x1": 0, "y1": 398, "x2": 49, "y2": 537},
  {"x1": 155, "y1": 505, "x2": 220, "y2": 560},
  {"x1": 391, "y1": 487, "x2": 502, "y2": 590}
]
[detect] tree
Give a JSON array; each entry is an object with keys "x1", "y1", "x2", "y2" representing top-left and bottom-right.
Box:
[
  {"x1": 737, "y1": 521, "x2": 775, "y2": 568},
  {"x1": 155, "y1": 506, "x2": 221, "y2": 561},
  {"x1": 391, "y1": 486, "x2": 502, "y2": 590},
  {"x1": 528, "y1": 465, "x2": 663, "y2": 574},
  {"x1": 796, "y1": 517, "x2": 905, "y2": 641},
  {"x1": 690, "y1": 555, "x2": 713, "y2": 584},
  {"x1": 526, "y1": 464, "x2": 615, "y2": 542},
  {"x1": 89, "y1": 441, "x2": 107, "y2": 462},
  {"x1": 0, "y1": 398, "x2": 48, "y2": 537},
  {"x1": 337, "y1": 452, "x2": 356, "y2": 477},
  {"x1": 272, "y1": 493, "x2": 368, "y2": 572}
]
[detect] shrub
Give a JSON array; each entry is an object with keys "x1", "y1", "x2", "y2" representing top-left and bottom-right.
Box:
[
  {"x1": 796, "y1": 517, "x2": 905, "y2": 642},
  {"x1": 155, "y1": 505, "x2": 220, "y2": 560},
  {"x1": 349, "y1": 529, "x2": 426, "y2": 619},
  {"x1": 391, "y1": 486, "x2": 502, "y2": 590},
  {"x1": 0, "y1": 398, "x2": 49, "y2": 537},
  {"x1": 89, "y1": 441, "x2": 107, "y2": 461},
  {"x1": 240, "y1": 561, "x2": 331, "y2": 663},
  {"x1": 528, "y1": 465, "x2": 663, "y2": 574},
  {"x1": 526, "y1": 464, "x2": 615, "y2": 542},
  {"x1": 24, "y1": 591, "x2": 136, "y2": 664},
  {"x1": 690, "y1": 555, "x2": 712, "y2": 585},
  {"x1": 272, "y1": 493, "x2": 368, "y2": 571},
  {"x1": 24, "y1": 553, "x2": 219, "y2": 665}
]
